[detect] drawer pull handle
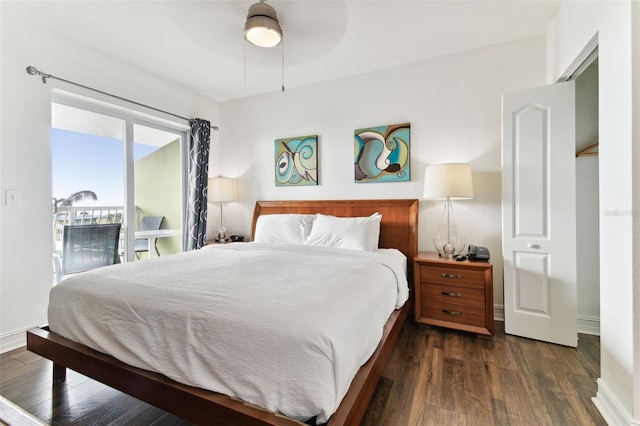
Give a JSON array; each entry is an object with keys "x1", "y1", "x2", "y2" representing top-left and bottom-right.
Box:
[
  {"x1": 441, "y1": 273, "x2": 462, "y2": 279},
  {"x1": 442, "y1": 309, "x2": 462, "y2": 316},
  {"x1": 441, "y1": 291, "x2": 462, "y2": 297}
]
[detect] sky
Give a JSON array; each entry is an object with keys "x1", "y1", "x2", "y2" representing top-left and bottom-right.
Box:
[{"x1": 52, "y1": 128, "x2": 158, "y2": 206}]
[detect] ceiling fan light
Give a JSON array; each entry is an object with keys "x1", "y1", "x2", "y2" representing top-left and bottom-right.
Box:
[
  {"x1": 245, "y1": 16, "x2": 282, "y2": 47},
  {"x1": 244, "y1": 1, "x2": 283, "y2": 48}
]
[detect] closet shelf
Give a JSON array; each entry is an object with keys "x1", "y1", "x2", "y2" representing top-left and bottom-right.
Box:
[{"x1": 576, "y1": 142, "x2": 598, "y2": 157}]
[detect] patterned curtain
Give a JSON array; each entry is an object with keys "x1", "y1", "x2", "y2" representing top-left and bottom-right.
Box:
[{"x1": 185, "y1": 118, "x2": 211, "y2": 250}]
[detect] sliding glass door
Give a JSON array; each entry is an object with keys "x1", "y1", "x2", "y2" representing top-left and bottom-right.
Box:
[
  {"x1": 131, "y1": 121, "x2": 185, "y2": 260},
  {"x1": 51, "y1": 96, "x2": 187, "y2": 282}
]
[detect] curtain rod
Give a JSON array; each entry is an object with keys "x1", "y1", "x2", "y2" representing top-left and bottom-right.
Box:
[{"x1": 25, "y1": 66, "x2": 219, "y2": 131}]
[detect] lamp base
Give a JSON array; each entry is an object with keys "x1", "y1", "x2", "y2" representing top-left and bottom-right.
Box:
[
  {"x1": 217, "y1": 226, "x2": 227, "y2": 243},
  {"x1": 433, "y1": 202, "x2": 466, "y2": 258},
  {"x1": 438, "y1": 242, "x2": 456, "y2": 258}
]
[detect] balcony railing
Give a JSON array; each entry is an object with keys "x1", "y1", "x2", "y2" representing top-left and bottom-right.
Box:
[{"x1": 52, "y1": 205, "x2": 133, "y2": 247}]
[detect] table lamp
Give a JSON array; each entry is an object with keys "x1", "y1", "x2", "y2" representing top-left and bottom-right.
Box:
[
  {"x1": 208, "y1": 177, "x2": 236, "y2": 242},
  {"x1": 423, "y1": 163, "x2": 474, "y2": 257}
]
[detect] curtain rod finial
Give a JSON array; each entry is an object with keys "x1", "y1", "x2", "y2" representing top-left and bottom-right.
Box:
[{"x1": 26, "y1": 66, "x2": 49, "y2": 84}]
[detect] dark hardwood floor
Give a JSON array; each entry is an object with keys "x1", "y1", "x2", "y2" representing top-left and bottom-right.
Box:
[{"x1": 0, "y1": 320, "x2": 606, "y2": 425}]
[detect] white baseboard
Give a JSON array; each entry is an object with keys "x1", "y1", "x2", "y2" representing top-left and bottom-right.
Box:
[
  {"x1": 0, "y1": 327, "x2": 28, "y2": 354},
  {"x1": 577, "y1": 314, "x2": 600, "y2": 335},
  {"x1": 493, "y1": 304, "x2": 504, "y2": 321},
  {"x1": 592, "y1": 378, "x2": 639, "y2": 426},
  {"x1": 494, "y1": 305, "x2": 600, "y2": 336}
]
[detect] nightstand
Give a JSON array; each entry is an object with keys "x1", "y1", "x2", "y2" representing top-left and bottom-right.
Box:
[
  {"x1": 413, "y1": 252, "x2": 494, "y2": 336},
  {"x1": 206, "y1": 239, "x2": 246, "y2": 245},
  {"x1": 206, "y1": 239, "x2": 230, "y2": 244}
]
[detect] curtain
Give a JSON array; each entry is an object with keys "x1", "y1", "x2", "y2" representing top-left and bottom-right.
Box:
[{"x1": 185, "y1": 118, "x2": 211, "y2": 250}]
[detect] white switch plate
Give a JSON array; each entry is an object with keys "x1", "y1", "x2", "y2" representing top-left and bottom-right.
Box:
[{"x1": 6, "y1": 189, "x2": 20, "y2": 206}]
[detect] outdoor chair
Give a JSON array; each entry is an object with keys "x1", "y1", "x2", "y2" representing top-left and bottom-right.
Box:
[
  {"x1": 61, "y1": 223, "x2": 122, "y2": 278},
  {"x1": 135, "y1": 216, "x2": 165, "y2": 258}
]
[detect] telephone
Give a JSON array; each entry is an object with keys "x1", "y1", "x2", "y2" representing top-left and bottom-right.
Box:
[{"x1": 467, "y1": 245, "x2": 490, "y2": 261}]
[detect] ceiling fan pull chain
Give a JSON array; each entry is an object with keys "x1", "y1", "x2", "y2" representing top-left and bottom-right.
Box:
[
  {"x1": 281, "y1": 37, "x2": 285, "y2": 92},
  {"x1": 243, "y1": 40, "x2": 247, "y2": 86}
]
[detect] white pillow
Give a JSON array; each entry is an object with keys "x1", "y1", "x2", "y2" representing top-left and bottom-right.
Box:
[
  {"x1": 304, "y1": 213, "x2": 381, "y2": 251},
  {"x1": 253, "y1": 214, "x2": 315, "y2": 245}
]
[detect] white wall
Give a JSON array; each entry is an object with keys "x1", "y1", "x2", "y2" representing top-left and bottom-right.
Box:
[
  {"x1": 632, "y1": 1, "x2": 640, "y2": 418},
  {"x1": 548, "y1": 1, "x2": 638, "y2": 423},
  {"x1": 0, "y1": 5, "x2": 220, "y2": 351},
  {"x1": 216, "y1": 36, "x2": 547, "y2": 318}
]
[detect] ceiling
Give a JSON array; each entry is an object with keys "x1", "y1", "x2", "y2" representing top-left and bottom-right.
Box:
[{"x1": 6, "y1": 1, "x2": 560, "y2": 102}]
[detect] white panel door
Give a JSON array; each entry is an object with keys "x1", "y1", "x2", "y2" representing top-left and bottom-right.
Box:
[{"x1": 502, "y1": 82, "x2": 577, "y2": 347}]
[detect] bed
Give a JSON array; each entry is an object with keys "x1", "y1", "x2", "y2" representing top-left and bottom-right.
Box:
[{"x1": 27, "y1": 199, "x2": 418, "y2": 425}]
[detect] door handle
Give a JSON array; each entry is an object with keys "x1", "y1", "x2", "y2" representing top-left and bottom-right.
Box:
[{"x1": 527, "y1": 243, "x2": 540, "y2": 249}]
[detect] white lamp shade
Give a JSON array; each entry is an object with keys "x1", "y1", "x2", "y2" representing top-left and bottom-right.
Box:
[
  {"x1": 423, "y1": 163, "x2": 474, "y2": 200},
  {"x1": 208, "y1": 177, "x2": 236, "y2": 202}
]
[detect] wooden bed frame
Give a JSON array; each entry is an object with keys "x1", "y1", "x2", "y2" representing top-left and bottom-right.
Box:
[{"x1": 27, "y1": 199, "x2": 418, "y2": 426}]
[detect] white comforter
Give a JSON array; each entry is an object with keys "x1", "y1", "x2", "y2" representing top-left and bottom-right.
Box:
[{"x1": 48, "y1": 243, "x2": 408, "y2": 423}]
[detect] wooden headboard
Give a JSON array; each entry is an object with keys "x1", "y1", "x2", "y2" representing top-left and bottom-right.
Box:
[{"x1": 251, "y1": 199, "x2": 419, "y2": 260}]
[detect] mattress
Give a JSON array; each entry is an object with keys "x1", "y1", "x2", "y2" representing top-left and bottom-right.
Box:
[{"x1": 48, "y1": 243, "x2": 408, "y2": 423}]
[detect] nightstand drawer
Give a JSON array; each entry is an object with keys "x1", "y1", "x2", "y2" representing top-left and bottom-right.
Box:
[
  {"x1": 420, "y1": 283, "x2": 485, "y2": 308},
  {"x1": 421, "y1": 302, "x2": 486, "y2": 327},
  {"x1": 420, "y1": 265, "x2": 485, "y2": 289}
]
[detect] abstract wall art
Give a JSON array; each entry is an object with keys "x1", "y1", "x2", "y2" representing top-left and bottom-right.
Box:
[
  {"x1": 275, "y1": 135, "x2": 318, "y2": 186},
  {"x1": 354, "y1": 122, "x2": 410, "y2": 183}
]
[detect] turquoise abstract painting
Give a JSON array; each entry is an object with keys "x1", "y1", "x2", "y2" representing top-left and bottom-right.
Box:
[
  {"x1": 275, "y1": 135, "x2": 318, "y2": 186},
  {"x1": 354, "y1": 123, "x2": 410, "y2": 183}
]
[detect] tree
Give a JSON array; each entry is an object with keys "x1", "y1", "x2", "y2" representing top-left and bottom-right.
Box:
[{"x1": 55, "y1": 190, "x2": 98, "y2": 207}]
